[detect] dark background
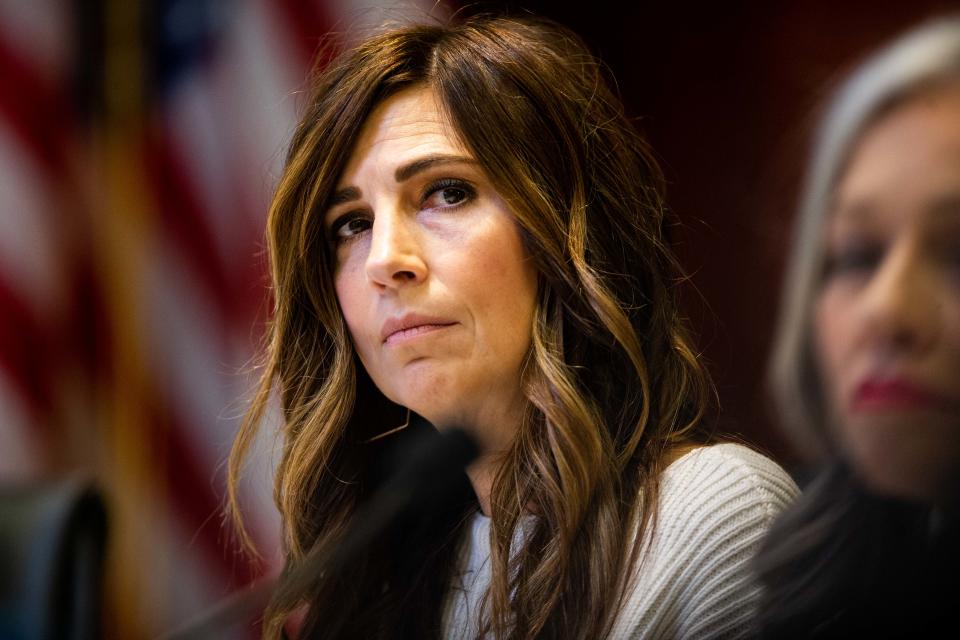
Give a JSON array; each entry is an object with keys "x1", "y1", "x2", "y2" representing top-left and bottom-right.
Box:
[{"x1": 469, "y1": 0, "x2": 958, "y2": 468}]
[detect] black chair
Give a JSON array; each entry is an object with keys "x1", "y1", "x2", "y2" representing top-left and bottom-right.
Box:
[{"x1": 0, "y1": 476, "x2": 108, "y2": 640}]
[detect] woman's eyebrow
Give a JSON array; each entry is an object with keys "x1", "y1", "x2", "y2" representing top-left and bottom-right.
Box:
[
  {"x1": 329, "y1": 186, "x2": 362, "y2": 207},
  {"x1": 829, "y1": 196, "x2": 876, "y2": 223},
  {"x1": 328, "y1": 156, "x2": 478, "y2": 208},
  {"x1": 394, "y1": 154, "x2": 477, "y2": 183}
]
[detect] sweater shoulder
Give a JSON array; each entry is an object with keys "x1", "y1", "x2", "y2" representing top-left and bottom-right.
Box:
[
  {"x1": 611, "y1": 443, "x2": 799, "y2": 639},
  {"x1": 649, "y1": 443, "x2": 800, "y2": 582},
  {"x1": 661, "y1": 442, "x2": 799, "y2": 517}
]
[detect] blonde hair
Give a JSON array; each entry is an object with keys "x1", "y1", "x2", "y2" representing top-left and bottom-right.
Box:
[{"x1": 229, "y1": 14, "x2": 714, "y2": 639}]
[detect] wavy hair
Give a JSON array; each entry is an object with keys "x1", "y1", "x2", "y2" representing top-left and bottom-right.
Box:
[{"x1": 228, "y1": 14, "x2": 714, "y2": 640}]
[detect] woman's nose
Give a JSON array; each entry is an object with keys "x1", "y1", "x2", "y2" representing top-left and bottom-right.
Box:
[
  {"x1": 364, "y1": 212, "x2": 427, "y2": 289},
  {"x1": 859, "y1": 245, "x2": 940, "y2": 353}
]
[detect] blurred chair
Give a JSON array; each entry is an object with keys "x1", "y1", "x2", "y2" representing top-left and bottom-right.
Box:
[{"x1": 0, "y1": 477, "x2": 108, "y2": 640}]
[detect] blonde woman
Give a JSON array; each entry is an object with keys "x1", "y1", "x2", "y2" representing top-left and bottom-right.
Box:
[{"x1": 757, "y1": 16, "x2": 960, "y2": 637}]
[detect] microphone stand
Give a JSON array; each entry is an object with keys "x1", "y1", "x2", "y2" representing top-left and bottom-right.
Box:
[{"x1": 159, "y1": 427, "x2": 478, "y2": 640}]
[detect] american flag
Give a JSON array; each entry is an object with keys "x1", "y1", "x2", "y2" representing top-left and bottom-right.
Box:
[{"x1": 0, "y1": 0, "x2": 435, "y2": 637}]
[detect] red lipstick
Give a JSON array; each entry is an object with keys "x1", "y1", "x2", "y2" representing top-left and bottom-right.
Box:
[{"x1": 851, "y1": 378, "x2": 945, "y2": 412}]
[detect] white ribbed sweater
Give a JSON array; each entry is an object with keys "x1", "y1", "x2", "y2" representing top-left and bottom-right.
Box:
[{"x1": 442, "y1": 443, "x2": 799, "y2": 639}]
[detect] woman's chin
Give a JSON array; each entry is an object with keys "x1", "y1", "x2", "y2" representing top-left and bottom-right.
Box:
[
  {"x1": 384, "y1": 374, "x2": 470, "y2": 426},
  {"x1": 851, "y1": 448, "x2": 957, "y2": 505},
  {"x1": 842, "y1": 416, "x2": 960, "y2": 505},
  {"x1": 388, "y1": 392, "x2": 460, "y2": 430}
]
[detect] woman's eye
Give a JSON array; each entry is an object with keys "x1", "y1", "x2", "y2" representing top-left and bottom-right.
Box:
[
  {"x1": 822, "y1": 243, "x2": 883, "y2": 279},
  {"x1": 930, "y1": 235, "x2": 960, "y2": 271},
  {"x1": 330, "y1": 214, "x2": 371, "y2": 242},
  {"x1": 422, "y1": 179, "x2": 475, "y2": 209}
]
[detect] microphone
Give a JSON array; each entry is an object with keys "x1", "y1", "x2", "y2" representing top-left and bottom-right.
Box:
[{"x1": 159, "y1": 426, "x2": 478, "y2": 640}]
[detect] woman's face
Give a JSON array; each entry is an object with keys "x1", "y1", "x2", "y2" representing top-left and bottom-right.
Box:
[
  {"x1": 324, "y1": 87, "x2": 538, "y2": 450},
  {"x1": 815, "y1": 85, "x2": 960, "y2": 502}
]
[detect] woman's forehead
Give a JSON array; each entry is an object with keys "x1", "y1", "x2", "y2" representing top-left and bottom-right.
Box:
[
  {"x1": 342, "y1": 87, "x2": 469, "y2": 176},
  {"x1": 830, "y1": 86, "x2": 960, "y2": 224}
]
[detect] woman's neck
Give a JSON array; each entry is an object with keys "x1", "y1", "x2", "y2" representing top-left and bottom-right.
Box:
[
  {"x1": 466, "y1": 451, "x2": 507, "y2": 516},
  {"x1": 459, "y1": 398, "x2": 526, "y2": 517}
]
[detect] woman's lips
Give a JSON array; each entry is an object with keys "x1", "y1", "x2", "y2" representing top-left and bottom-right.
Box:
[
  {"x1": 851, "y1": 378, "x2": 949, "y2": 413},
  {"x1": 380, "y1": 314, "x2": 457, "y2": 345}
]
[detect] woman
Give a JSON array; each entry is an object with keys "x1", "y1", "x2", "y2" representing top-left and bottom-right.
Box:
[
  {"x1": 757, "y1": 16, "x2": 960, "y2": 637},
  {"x1": 229, "y1": 14, "x2": 797, "y2": 639}
]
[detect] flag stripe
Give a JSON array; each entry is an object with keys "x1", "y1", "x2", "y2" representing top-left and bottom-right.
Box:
[
  {"x1": 0, "y1": 275, "x2": 55, "y2": 427},
  {"x1": 151, "y1": 393, "x2": 260, "y2": 588},
  {"x1": 0, "y1": 29, "x2": 73, "y2": 177},
  {"x1": 142, "y1": 124, "x2": 239, "y2": 320}
]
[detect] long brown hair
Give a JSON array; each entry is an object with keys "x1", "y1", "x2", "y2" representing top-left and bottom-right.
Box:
[{"x1": 229, "y1": 14, "x2": 714, "y2": 639}]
